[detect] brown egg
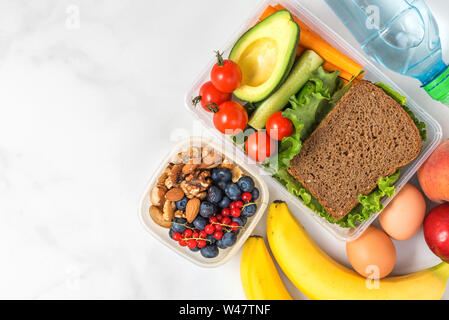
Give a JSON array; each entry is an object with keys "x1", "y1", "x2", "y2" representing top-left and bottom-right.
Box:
[
  {"x1": 379, "y1": 183, "x2": 426, "y2": 241},
  {"x1": 346, "y1": 226, "x2": 396, "y2": 279}
]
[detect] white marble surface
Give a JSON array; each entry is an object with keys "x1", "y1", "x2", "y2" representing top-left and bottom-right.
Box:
[{"x1": 0, "y1": 0, "x2": 448, "y2": 299}]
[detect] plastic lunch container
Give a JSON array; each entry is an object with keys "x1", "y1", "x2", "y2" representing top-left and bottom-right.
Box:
[
  {"x1": 184, "y1": 0, "x2": 442, "y2": 241},
  {"x1": 139, "y1": 137, "x2": 269, "y2": 267}
]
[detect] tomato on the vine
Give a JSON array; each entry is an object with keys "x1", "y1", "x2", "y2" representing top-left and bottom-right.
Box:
[
  {"x1": 193, "y1": 81, "x2": 231, "y2": 112},
  {"x1": 266, "y1": 111, "x2": 294, "y2": 141},
  {"x1": 210, "y1": 51, "x2": 242, "y2": 93},
  {"x1": 245, "y1": 131, "x2": 276, "y2": 162},
  {"x1": 210, "y1": 101, "x2": 248, "y2": 135}
]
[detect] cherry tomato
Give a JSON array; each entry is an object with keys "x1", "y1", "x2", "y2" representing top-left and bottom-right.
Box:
[
  {"x1": 212, "y1": 101, "x2": 248, "y2": 135},
  {"x1": 266, "y1": 111, "x2": 294, "y2": 141},
  {"x1": 245, "y1": 131, "x2": 276, "y2": 162},
  {"x1": 210, "y1": 51, "x2": 242, "y2": 93},
  {"x1": 193, "y1": 81, "x2": 231, "y2": 112}
]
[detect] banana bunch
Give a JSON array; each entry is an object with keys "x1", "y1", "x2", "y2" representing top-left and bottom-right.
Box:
[{"x1": 240, "y1": 201, "x2": 449, "y2": 300}]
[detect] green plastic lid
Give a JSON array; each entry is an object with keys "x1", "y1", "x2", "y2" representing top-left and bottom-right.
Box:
[{"x1": 424, "y1": 66, "x2": 449, "y2": 105}]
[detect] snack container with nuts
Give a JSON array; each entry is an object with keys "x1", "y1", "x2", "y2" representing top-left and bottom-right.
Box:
[{"x1": 138, "y1": 137, "x2": 268, "y2": 268}]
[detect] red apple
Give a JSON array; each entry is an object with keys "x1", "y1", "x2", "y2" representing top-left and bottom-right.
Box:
[
  {"x1": 423, "y1": 203, "x2": 449, "y2": 263},
  {"x1": 418, "y1": 140, "x2": 449, "y2": 203}
]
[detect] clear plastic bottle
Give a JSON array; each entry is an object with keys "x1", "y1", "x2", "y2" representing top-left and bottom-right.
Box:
[{"x1": 324, "y1": 0, "x2": 449, "y2": 105}]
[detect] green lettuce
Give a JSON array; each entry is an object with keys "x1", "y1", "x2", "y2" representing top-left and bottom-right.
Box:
[
  {"x1": 274, "y1": 168, "x2": 400, "y2": 228},
  {"x1": 264, "y1": 67, "x2": 339, "y2": 173}
]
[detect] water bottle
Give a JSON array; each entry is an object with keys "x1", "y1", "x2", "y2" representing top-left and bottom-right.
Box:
[{"x1": 324, "y1": 0, "x2": 449, "y2": 105}]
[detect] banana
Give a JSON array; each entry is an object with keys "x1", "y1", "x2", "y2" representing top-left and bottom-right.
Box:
[
  {"x1": 267, "y1": 200, "x2": 449, "y2": 300},
  {"x1": 240, "y1": 236, "x2": 292, "y2": 300}
]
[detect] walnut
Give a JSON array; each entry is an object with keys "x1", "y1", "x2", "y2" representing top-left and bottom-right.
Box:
[
  {"x1": 174, "y1": 210, "x2": 186, "y2": 219},
  {"x1": 180, "y1": 180, "x2": 205, "y2": 199},
  {"x1": 165, "y1": 164, "x2": 183, "y2": 189},
  {"x1": 180, "y1": 170, "x2": 212, "y2": 199}
]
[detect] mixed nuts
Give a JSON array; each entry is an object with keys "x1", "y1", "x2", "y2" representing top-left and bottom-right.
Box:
[{"x1": 148, "y1": 144, "x2": 260, "y2": 259}]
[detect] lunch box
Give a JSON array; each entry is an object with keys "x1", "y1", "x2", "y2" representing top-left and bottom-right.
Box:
[
  {"x1": 138, "y1": 137, "x2": 269, "y2": 267},
  {"x1": 184, "y1": 0, "x2": 442, "y2": 241}
]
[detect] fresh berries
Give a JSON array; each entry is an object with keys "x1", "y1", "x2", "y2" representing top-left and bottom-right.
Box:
[
  {"x1": 172, "y1": 232, "x2": 182, "y2": 241},
  {"x1": 230, "y1": 221, "x2": 239, "y2": 232},
  {"x1": 199, "y1": 201, "x2": 217, "y2": 218},
  {"x1": 214, "y1": 231, "x2": 224, "y2": 240},
  {"x1": 205, "y1": 224, "x2": 216, "y2": 235},
  {"x1": 197, "y1": 240, "x2": 207, "y2": 249},
  {"x1": 221, "y1": 208, "x2": 231, "y2": 217},
  {"x1": 225, "y1": 183, "x2": 242, "y2": 201},
  {"x1": 167, "y1": 170, "x2": 259, "y2": 259},
  {"x1": 187, "y1": 239, "x2": 198, "y2": 249},
  {"x1": 237, "y1": 176, "x2": 255, "y2": 193},
  {"x1": 231, "y1": 207, "x2": 241, "y2": 218},
  {"x1": 251, "y1": 188, "x2": 260, "y2": 201},
  {"x1": 234, "y1": 200, "x2": 244, "y2": 208},
  {"x1": 183, "y1": 229, "x2": 193, "y2": 238},
  {"x1": 242, "y1": 192, "x2": 252, "y2": 203},
  {"x1": 207, "y1": 185, "x2": 223, "y2": 204},
  {"x1": 242, "y1": 203, "x2": 257, "y2": 217},
  {"x1": 211, "y1": 168, "x2": 232, "y2": 183},
  {"x1": 175, "y1": 196, "x2": 189, "y2": 211}
]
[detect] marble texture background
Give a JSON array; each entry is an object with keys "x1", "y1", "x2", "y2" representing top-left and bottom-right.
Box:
[{"x1": 0, "y1": 0, "x2": 448, "y2": 299}]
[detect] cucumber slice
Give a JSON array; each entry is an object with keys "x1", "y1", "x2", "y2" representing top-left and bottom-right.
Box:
[{"x1": 248, "y1": 50, "x2": 324, "y2": 130}]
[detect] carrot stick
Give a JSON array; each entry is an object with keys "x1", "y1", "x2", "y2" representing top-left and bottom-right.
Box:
[
  {"x1": 259, "y1": 5, "x2": 277, "y2": 21},
  {"x1": 261, "y1": 5, "x2": 363, "y2": 77},
  {"x1": 323, "y1": 61, "x2": 355, "y2": 81},
  {"x1": 296, "y1": 45, "x2": 306, "y2": 57}
]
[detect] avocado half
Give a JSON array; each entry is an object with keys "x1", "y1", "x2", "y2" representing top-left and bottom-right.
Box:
[{"x1": 229, "y1": 10, "x2": 300, "y2": 102}]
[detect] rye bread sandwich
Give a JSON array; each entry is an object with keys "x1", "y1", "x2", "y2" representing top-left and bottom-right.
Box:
[
  {"x1": 287, "y1": 80, "x2": 422, "y2": 220},
  {"x1": 260, "y1": 66, "x2": 427, "y2": 228}
]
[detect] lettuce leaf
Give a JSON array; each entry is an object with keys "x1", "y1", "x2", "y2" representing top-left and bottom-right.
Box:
[
  {"x1": 264, "y1": 67, "x2": 339, "y2": 173},
  {"x1": 287, "y1": 67, "x2": 340, "y2": 139},
  {"x1": 274, "y1": 168, "x2": 400, "y2": 228}
]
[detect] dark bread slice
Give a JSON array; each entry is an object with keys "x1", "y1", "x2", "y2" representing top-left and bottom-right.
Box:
[{"x1": 287, "y1": 80, "x2": 422, "y2": 220}]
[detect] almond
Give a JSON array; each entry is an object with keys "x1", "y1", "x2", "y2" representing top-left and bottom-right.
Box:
[
  {"x1": 182, "y1": 161, "x2": 198, "y2": 175},
  {"x1": 165, "y1": 187, "x2": 185, "y2": 201},
  {"x1": 185, "y1": 198, "x2": 200, "y2": 223}
]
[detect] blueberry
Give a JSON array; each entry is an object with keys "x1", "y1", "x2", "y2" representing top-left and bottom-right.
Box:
[
  {"x1": 206, "y1": 234, "x2": 216, "y2": 245},
  {"x1": 207, "y1": 186, "x2": 223, "y2": 204},
  {"x1": 216, "y1": 239, "x2": 228, "y2": 249},
  {"x1": 242, "y1": 203, "x2": 257, "y2": 217},
  {"x1": 222, "y1": 231, "x2": 237, "y2": 247},
  {"x1": 211, "y1": 168, "x2": 232, "y2": 183},
  {"x1": 237, "y1": 176, "x2": 255, "y2": 193},
  {"x1": 199, "y1": 201, "x2": 217, "y2": 218},
  {"x1": 190, "y1": 246, "x2": 201, "y2": 252},
  {"x1": 171, "y1": 218, "x2": 187, "y2": 233},
  {"x1": 193, "y1": 216, "x2": 207, "y2": 230},
  {"x1": 232, "y1": 216, "x2": 247, "y2": 227},
  {"x1": 225, "y1": 183, "x2": 242, "y2": 201},
  {"x1": 218, "y1": 196, "x2": 231, "y2": 209},
  {"x1": 251, "y1": 188, "x2": 260, "y2": 201},
  {"x1": 201, "y1": 245, "x2": 219, "y2": 258},
  {"x1": 169, "y1": 228, "x2": 175, "y2": 239},
  {"x1": 175, "y1": 196, "x2": 188, "y2": 211},
  {"x1": 216, "y1": 181, "x2": 227, "y2": 191}
]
